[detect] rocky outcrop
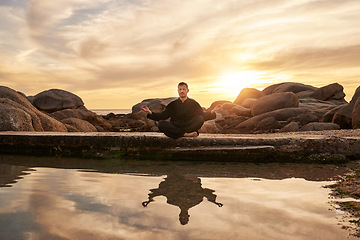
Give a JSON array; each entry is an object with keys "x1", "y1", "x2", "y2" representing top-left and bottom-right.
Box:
[
  {"x1": 300, "y1": 122, "x2": 340, "y2": 131},
  {"x1": 250, "y1": 92, "x2": 299, "y2": 116},
  {"x1": 332, "y1": 86, "x2": 360, "y2": 129},
  {"x1": 310, "y1": 83, "x2": 345, "y2": 101},
  {"x1": 51, "y1": 107, "x2": 111, "y2": 131},
  {"x1": 114, "y1": 82, "x2": 351, "y2": 134},
  {"x1": 352, "y1": 98, "x2": 360, "y2": 129},
  {"x1": 62, "y1": 118, "x2": 98, "y2": 132},
  {"x1": 236, "y1": 108, "x2": 307, "y2": 133},
  {"x1": 32, "y1": 89, "x2": 84, "y2": 113},
  {"x1": 0, "y1": 86, "x2": 67, "y2": 132},
  {"x1": 233, "y1": 88, "x2": 263, "y2": 105},
  {"x1": 262, "y1": 82, "x2": 317, "y2": 95},
  {"x1": 1, "y1": 81, "x2": 357, "y2": 134}
]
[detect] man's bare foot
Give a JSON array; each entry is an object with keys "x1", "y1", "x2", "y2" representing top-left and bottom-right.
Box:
[{"x1": 183, "y1": 132, "x2": 199, "y2": 137}]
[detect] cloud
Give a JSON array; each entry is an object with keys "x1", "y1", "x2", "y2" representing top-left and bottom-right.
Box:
[{"x1": 1, "y1": 0, "x2": 360, "y2": 107}]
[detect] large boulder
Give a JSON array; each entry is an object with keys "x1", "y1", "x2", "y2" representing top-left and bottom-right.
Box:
[
  {"x1": 352, "y1": 98, "x2": 360, "y2": 129},
  {"x1": 61, "y1": 118, "x2": 98, "y2": 132},
  {"x1": 236, "y1": 108, "x2": 308, "y2": 132},
  {"x1": 298, "y1": 98, "x2": 342, "y2": 119},
  {"x1": 333, "y1": 86, "x2": 360, "y2": 129},
  {"x1": 132, "y1": 97, "x2": 177, "y2": 114},
  {"x1": 262, "y1": 82, "x2": 317, "y2": 95},
  {"x1": 0, "y1": 98, "x2": 43, "y2": 131},
  {"x1": 233, "y1": 88, "x2": 263, "y2": 105},
  {"x1": 251, "y1": 92, "x2": 299, "y2": 116},
  {"x1": 310, "y1": 83, "x2": 345, "y2": 101},
  {"x1": 279, "y1": 122, "x2": 299, "y2": 132},
  {"x1": 241, "y1": 98, "x2": 257, "y2": 108},
  {"x1": 33, "y1": 89, "x2": 84, "y2": 113},
  {"x1": 0, "y1": 86, "x2": 67, "y2": 132},
  {"x1": 322, "y1": 105, "x2": 345, "y2": 122},
  {"x1": 0, "y1": 103, "x2": 34, "y2": 131},
  {"x1": 254, "y1": 117, "x2": 285, "y2": 132},
  {"x1": 300, "y1": 122, "x2": 340, "y2": 131},
  {"x1": 221, "y1": 103, "x2": 251, "y2": 117},
  {"x1": 199, "y1": 120, "x2": 221, "y2": 133},
  {"x1": 51, "y1": 108, "x2": 111, "y2": 131}
]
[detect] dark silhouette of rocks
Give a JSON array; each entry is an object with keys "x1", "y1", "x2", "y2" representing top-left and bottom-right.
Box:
[{"x1": 1, "y1": 82, "x2": 360, "y2": 134}]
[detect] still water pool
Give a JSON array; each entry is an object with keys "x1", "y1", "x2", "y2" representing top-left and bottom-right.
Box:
[{"x1": 0, "y1": 155, "x2": 357, "y2": 240}]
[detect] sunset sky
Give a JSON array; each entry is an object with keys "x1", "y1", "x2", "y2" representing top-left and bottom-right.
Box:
[{"x1": 1, "y1": 0, "x2": 360, "y2": 109}]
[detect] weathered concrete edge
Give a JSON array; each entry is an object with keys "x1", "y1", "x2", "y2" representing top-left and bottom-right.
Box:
[{"x1": 0, "y1": 131, "x2": 360, "y2": 162}]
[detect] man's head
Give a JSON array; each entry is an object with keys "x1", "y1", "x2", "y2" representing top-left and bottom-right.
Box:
[{"x1": 178, "y1": 82, "x2": 189, "y2": 99}]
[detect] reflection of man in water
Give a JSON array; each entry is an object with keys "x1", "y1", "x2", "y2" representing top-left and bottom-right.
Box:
[{"x1": 142, "y1": 173, "x2": 223, "y2": 225}]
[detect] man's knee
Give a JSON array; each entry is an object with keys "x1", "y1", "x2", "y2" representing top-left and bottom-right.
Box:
[
  {"x1": 158, "y1": 120, "x2": 167, "y2": 132},
  {"x1": 194, "y1": 115, "x2": 204, "y2": 124}
]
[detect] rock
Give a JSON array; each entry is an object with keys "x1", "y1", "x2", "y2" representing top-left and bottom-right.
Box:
[
  {"x1": 61, "y1": 118, "x2": 98, "y2": 132},
  {"x1": 279, "y1": 122, "x2": 299, "y2": 132},
  {"x1": 255, "y1": 117, "x2": 283, "y2": 132},
  {"x1": 0, "y1": 98, "x2": 43, "y2": 131},
  {"x1": 232, "y1": 105, "x2": 251, "y2": 117},
  {"x1": 322, "y1": 105, "x2": 345, "y2": 122},
  {"x1": 300, "y1": 122, "x2": 340, "y2": 131},
  {"x1": 0, "y1": 104, "x2": 34, "y2": 131},
  {"x1": 333, "y1": 86, "x2": 360, "y2": 129},
  {"x1": 236, "y1": 108, "x2": 307, "y2": 132},
  {"x1": 0, "y1": 86, "x2": 67, "y2": 132},
  {"x1": 296, "y1": 90, "x2": 315, "y2": 99},
  {"x1": 51, "y1": 108, "x2": 111, "y2": 131},
  {"x1": 132, "y1": 97, "x2": 177, "y2": 114},
  {"x1": 233, "y1": 88, "x2": 263, "y2": 105},
  {"x1": 262, "y1": 82, "x2": 317, "y2": 95},
  {"x1": 33, "y1": 89, "x2": 84, "y2": 113},
  {"x1": 310, "y1": 83, "x2": 345, "y2": 101},
  {"x1": 287, "y1": 112, "x2": 319, "y2": 126},
  {"x1": 26, "y1": 96, "x2": 35, "y2": 105},
  {"x1": 105, "y1": 113, "x2": 150, "y2": 131},
  {"x1": 218, "y1": 115, "x2": 248, "y2": 130},
  {"x1": 199, "y1": 120, "x2": 221, "y2": 133},
  {"x1": 352, "y1": 98, "x2": 360, "y2": 129},
  {"x1": 221, "y1": 102, "x2": 237, "y2": 110},
  {"x1": 299, "y1": 98, "x2": 342, "y2": 119},
  {"x1": 221, "y1": 103, "x2": 251, "y2": 117},
  {"x1": 251, "y1": 92, "x2": 299, "y2": 116},
  {"x1": 208, "y1": 101, "x2": 232, "y2": 111},
  {"x1": 241, "y1": 98, "x2": 257, "y2": 108}
]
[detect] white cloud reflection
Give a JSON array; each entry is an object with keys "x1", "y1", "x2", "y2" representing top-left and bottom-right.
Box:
[{"x1": 0, "y1": 168, "x2": 356, "y2": 240}]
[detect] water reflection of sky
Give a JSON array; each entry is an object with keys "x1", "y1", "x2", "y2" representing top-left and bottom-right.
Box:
[{"x1": 0, "y1": 167, "x2": 357, "y2": 240}]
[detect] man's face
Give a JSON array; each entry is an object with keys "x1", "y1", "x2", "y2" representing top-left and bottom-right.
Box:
[{"x1": 178, "y1": 85, "x2": 189, "y2": 98}]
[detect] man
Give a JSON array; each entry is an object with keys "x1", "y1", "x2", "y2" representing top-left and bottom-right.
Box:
[{"x1": 140, "y1": 82, "x2": 221, "y2": 139}]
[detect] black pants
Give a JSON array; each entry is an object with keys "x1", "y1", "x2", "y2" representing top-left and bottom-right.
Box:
[{"x1": 158, "y1": 115, "x2": 204, "y2": 139}]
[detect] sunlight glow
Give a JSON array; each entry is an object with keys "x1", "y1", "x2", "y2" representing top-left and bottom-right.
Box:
[{"x1": 216, "y1": 71, "x2": 262, "y2": 97}]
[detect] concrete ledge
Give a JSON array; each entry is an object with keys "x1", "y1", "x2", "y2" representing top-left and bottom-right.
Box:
[{"x1": 0, "y1": 130, "x2": 360, "y2": 162}]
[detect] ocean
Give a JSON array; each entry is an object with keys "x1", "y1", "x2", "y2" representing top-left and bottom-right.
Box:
[{"x1": 90, "y1": 109, "x2": 131, "y2": 115}]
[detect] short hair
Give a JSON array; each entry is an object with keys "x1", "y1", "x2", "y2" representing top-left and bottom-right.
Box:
[{"x1": 178, "y1": 82, "x2": 188, "y2": 88}]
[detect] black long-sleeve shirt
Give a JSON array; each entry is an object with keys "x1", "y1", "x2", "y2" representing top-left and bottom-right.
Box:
[{"x1": 147, "y1": 98, "x2": 215, "y2": 127}]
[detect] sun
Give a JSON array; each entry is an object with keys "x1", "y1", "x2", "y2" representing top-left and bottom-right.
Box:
[{"x1": 216, "y1": 71, "x2": 261, "y2": 97}]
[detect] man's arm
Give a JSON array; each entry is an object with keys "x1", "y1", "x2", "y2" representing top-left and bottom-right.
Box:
[
  {"x1": 141, "y1": 104, "x2": 172, "y2": 121},
  {"x1": 203, "y1": 104, "x2": 222, "y2": 121}
]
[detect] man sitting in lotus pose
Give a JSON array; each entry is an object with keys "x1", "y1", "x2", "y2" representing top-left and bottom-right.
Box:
[{"x1": 141, "y1": 82, "x2": 221, "y2": 139}]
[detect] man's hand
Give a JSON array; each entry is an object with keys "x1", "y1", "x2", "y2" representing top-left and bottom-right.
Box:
[
  {"x1": 140, "y1": 105, "x2": 152, "y2": 114},
  {"x1": 211, "y1": 104, "x2": 222, "y2": 114}
]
